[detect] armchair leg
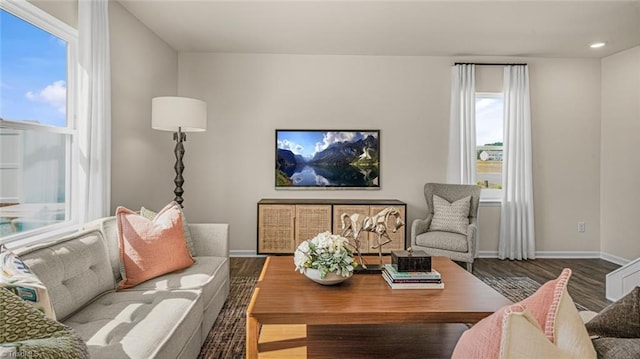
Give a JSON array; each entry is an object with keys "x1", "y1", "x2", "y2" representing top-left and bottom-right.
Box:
[{"x1": 466, "y1": 262, "x2": 473, "y2": 273}]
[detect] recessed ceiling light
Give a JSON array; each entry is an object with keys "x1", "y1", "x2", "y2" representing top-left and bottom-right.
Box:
[{"x1": 590, "y1": 42, "x2": 606, "y2": 49}]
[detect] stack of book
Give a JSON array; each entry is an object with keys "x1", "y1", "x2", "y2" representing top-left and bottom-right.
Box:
[{"x1": 382, "y1": 264, "x2": 444, "y2": 289}]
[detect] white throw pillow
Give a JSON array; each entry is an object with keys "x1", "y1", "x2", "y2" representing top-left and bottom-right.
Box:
[
  {"x1": 0, "y1": 245, "x2": 56, "y2": 320},
  {"x1": 429, "y1": 195, "x2": 471, "y2": 235}
]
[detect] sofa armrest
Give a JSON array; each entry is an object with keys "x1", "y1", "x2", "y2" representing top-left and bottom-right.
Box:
[{"x1": 188, "y1": 223, "x2": 229, "y2": 258}]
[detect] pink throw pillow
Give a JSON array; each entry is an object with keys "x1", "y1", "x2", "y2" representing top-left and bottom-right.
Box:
[
  {"x1": 451, "y1": 268, "x2": 596, "y2": 359},
  {"x1": 520, "y1": 268, "x2": 571, "y2": 342},
  {"x1": 451, "y1": 300, "x2": 513, "y2": 358},
  {"x1": 116, "y1": 202, "x2": 194, "y2": 289}
]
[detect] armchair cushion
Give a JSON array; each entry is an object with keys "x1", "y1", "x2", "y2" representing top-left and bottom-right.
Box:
[
  {"x1": 429, "y1": 195, "x2": 471, "y2": 235},
  {"x1": 415, "y1": 231, "x2": 468, "y2": 253}
]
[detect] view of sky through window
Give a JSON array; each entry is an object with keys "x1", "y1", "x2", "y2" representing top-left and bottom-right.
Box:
[
  {"x1": 476, "y1": 94, "x2": 503, "y2": 191},
  {"x1": 0, "y1": 9, "x2": 67, "y2": 127},
  {"x1": 476, "y1": 95, "x2": 503, "y2": 146}
]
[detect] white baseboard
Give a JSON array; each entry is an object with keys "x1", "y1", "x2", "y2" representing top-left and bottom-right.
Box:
[
  {"x1": 535, "y1": 251, "x2": 602, "y2": 258},
  {"x1": 600, "y1": 252, "x2": 631, "y2": 266},
  {"x1": 478, "y1": 251, "x2": 499, "y2": 258},
  {"x1": 478, "y1": 250, "x2": 605, "y2": 260}
]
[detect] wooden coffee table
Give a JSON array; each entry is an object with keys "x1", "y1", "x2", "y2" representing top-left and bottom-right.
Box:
[{"x1": 246, "y1": 256, "x2": 512, "y2": 358}]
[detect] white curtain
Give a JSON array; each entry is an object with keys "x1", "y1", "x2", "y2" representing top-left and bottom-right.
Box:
[
  {"x1": 499, "y1": 65, "x2": 535, "y2": 260},
  {"x1": 447, "y1": 64, "x2": 477, "y2": 185},
  {"x1": 78, "y1": 0, "x2": 111, "y2": 222}
]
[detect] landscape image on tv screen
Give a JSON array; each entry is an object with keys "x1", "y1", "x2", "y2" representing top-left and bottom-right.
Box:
[{"x1": 276, "y1": 130, "x2": 380, "y2": 189}]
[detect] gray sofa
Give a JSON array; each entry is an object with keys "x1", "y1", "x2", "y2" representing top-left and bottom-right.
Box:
[{"x1": 15, "y1": 217, "x2": 230, "y2": 359}]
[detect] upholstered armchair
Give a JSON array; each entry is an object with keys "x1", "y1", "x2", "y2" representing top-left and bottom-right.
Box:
[{"x1": 411, "y1": 183, "x2": 481, "y2": 272}]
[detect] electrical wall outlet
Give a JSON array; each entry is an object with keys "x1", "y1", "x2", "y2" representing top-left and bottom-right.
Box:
[{"x1": 578, "y1": 222, "x2": 586, "y2": 233}]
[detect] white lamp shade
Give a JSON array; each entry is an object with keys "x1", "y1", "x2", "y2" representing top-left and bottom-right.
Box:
[{"x1": 152, "y1": 96, "x2": 207, "y2": 132}]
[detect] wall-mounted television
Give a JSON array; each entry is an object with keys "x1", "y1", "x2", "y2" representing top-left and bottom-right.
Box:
[{"x1": 275, "y1": 129, "x2": 380, "y2": 189}]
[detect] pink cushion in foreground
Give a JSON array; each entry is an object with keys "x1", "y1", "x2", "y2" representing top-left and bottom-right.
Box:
[
  {"x1": 451, "y1": 268, "x2": 596, "y2": 359},
  {"x1": 520, "y1": 268, "x2": 571, "y2": 342},
  {"x1": 116, "y1": 202, "x2": 194, "y2": 289}
]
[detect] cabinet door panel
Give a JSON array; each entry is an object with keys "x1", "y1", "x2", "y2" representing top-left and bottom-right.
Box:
[
  {"x1": 295, "y1": 205, "x2": 332, "y2": 248},
  {"x1": 258, "y1": 205, "x2": 295, "y2": 253},
  {"x1": 333, "y1": 205, "x2": 372, "y2": 254},
  {"x1": 369, "y1": 205, "x2": 406, "y2": 253}
]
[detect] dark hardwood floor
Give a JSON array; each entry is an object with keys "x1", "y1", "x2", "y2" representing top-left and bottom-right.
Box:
[
  {"x1": 472, "y1": 258, "x2": 619, "y2": 311},
  {"x1": 230, "y1": 256, "x2": 619, "y2": 312},
  {"x1": 230, "y1": 256, "x2": 266, "y2": 277}
]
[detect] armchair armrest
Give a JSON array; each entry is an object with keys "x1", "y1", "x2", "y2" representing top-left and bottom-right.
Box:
[
  {"x1": 188, "y1": 223, "x2": 229, "y2": 258},
  {"x1": 411, "y1": 214, "x2": 433, "y2": 246},
  {"x1": 466, "y1": 223, "x2": 478, "y2": 256}
]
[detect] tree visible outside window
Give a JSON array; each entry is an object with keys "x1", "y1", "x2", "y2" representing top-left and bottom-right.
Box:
[
  {"x1": 0, "y1": 3, "x2": 77, "y2": 242},
  {"x1": 475, "y1": 93, "x2": 503, "y2": 200}
]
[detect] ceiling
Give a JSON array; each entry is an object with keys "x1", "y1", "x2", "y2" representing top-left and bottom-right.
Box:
[{"x1": 119, "y1": 1, "x2": 640, "y2": 58}]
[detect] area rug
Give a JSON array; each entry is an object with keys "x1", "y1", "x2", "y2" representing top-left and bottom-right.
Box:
[
  {"x1": 479, "y1": 276, "x2": 589, "y2": 312},
  {"x1": 198, "y1": 276, "x2": 586, "y2": 358},
  {"x1": 199, "y1": 277, "x2": 258, "y2": 359}
]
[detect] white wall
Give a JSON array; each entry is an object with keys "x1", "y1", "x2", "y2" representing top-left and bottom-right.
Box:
[
  {"x1": 178, "y1": 53, "x2": 602, "y2": 254},
  {"x1": 108, "y1": 1, "x2": 180, "y2": 214},
  {"x1": 528, "y1": 59, "x2": 602, "y2": 254},
  {"x1": 24, "y1": 1, "x2": 610, "y2": 257},
  {"x1": 601, "y1": 46, "x2": 640, "y2": 262},
  {"x1": 29, "y1": 0, "x2": 76, "y2": 27}
]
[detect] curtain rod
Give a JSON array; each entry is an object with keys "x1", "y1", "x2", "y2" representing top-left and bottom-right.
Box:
[{"x1": 454, "y1": 62, "x2": 527, "y2": 66}]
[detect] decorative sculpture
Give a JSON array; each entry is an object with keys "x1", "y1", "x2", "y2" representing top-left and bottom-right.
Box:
[
  {"x1": 340, "y1": 207, "x2": 405, "y2": 271},
  {"x1": 340, "y1": 213, "x2": 367, "y2": 268}
]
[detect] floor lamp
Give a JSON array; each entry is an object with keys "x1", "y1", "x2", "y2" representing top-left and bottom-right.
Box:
[{"x1": 152, "y1": 96, "x2": 207, "y2": 207}]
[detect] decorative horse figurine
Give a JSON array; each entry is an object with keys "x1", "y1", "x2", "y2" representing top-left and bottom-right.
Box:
[
  {"x1": 362, "y1": 207, "x2": 405, "y2": 265},
  {"x1": 340, "y1": 212, "x2": 367, "y2": 269},
  {"x1": 341, "y1": 207, "x2": 404, "y2": 268}
]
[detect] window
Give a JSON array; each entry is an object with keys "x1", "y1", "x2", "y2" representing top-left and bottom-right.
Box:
[
  {"x1": 0, "y1": 1, "x2": 78, "y2": 243},
  {"x1": 475, "y1": 93, "x2": 503, "y2": 201}
]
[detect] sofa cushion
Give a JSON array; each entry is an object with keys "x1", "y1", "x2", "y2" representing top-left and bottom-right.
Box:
[
  {"x1": 590, "y1": 338, "x2": 640, "y2": 359},
  {"x1": 0, "y1": 245, "x2": 55, "y2": 319},
  {"x1": 452, "y1": 268, "x2": 596, "y2": 359},
  {"x1": 82, "y1": 217, "x2": 120, "y2": 282},
  {"x1": 585, "y1": 286, "x2": 640, "y2": 338},
  {"x1": 0, "y1": 288, "x2": 89, "y2": 359},
  {"x1": 19, "y1": 230, "x2": 115, "y2": 321},
  {"x1": 116, "y1": 203, "x2": 194, "y2": 289},
  {"x1": 64, "y1": 289, "x2": 202, "y2": 359},
  {"x1": 141, "y1": 204, "x2": 196, "y2": 257},
  {"x1": 122, "y1": 256, "x2": 228, "y2": 308},
  {"x1": 415, "y1": 231, "x2": 468, "y2": 252},
  {"x1": 429, "y1": 195, "x2": 470, "y2": 235}
]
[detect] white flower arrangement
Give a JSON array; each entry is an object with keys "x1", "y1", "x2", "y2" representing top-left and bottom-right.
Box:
[{"x1": 294, "y1": 231, "x2": 358, "y2": 279}]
